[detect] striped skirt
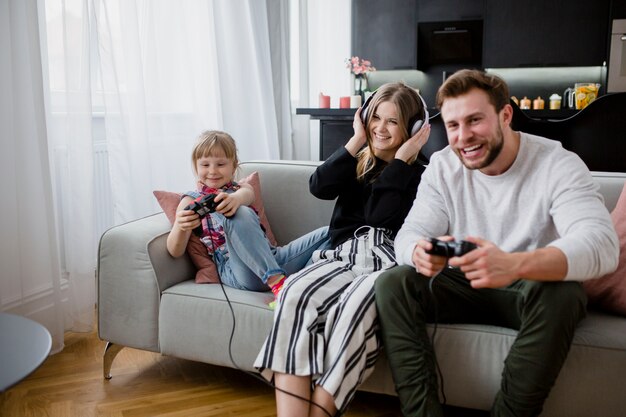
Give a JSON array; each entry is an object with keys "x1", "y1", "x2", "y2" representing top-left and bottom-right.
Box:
[{"x1": 254, "y1": 227, "x2": 396, "y2": 413}]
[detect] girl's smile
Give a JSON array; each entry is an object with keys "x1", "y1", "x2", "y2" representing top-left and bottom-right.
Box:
[{"x1": 196, "y1": 154, "x2": 236, "y2": 189}]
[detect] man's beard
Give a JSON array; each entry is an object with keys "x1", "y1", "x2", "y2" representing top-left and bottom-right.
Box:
[{"x1": 457, "y1": 124, "x2": 505, "y2": 170}]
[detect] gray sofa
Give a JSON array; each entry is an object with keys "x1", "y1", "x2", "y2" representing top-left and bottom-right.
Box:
[{"x1": 98, "y1": 160, "x2": 626, "y2": 416}]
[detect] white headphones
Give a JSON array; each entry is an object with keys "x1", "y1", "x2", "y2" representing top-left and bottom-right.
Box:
[{"x1": 360, "y1": 90, "x2": 430, "y2": 137}]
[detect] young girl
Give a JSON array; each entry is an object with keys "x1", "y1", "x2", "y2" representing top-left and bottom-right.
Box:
[
  {"x1": 167, "y1": 130, "x2": 329, "y2": 303},
  {"x1": 254, "y1": 82, "x2": 431, "y2": 416}
]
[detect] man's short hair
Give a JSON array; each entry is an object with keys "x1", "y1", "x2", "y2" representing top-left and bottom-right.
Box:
[{"x1": 436, "y1": 69, "x2": 510, "y2": 113}]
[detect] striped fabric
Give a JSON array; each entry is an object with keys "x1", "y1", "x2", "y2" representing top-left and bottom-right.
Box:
[{"x1": 254, "y1": 227, "x2": 396, "y2": 412}]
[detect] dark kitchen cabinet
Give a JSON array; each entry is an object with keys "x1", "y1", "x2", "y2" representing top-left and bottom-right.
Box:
[
  {"x1": 483, "y1": 0, "x2": 610, "y2": 68},
  {"x1": 319, "y1": 121, "x2": 354, "y2": 160},
  {"x1": 416, "y1": 0, "x2": 484, "y2": 22},
  {"x1": 351, "y1": 0, "x2": 417, "y2": 70},
  {"x1": 353, "y1": 0, "x2": 611, "y2": 70},
  {"x1": 352, "y1": 0, "x2": 485, "y2": 70}
]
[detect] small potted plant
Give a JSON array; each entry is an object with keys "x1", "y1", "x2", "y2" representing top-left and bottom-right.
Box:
[{"x1": 346, "y1": 56, "x2": 376, "y2": 100}]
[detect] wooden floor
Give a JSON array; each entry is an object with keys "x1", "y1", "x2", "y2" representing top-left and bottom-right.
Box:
[
  {"x1": 0, "y1": 327, "x2": 403, "y2": 416},
  {"x1": 0, "y1": 327, "x2": 488, "y2": 416}
]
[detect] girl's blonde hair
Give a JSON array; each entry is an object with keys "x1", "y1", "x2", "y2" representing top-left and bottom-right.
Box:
[
  {"x1": 191, "y1": 130, "x2": 239, "y2": 176},
  {"x1": 356, "y1": 82, "x2": 426, "y2": 181}
]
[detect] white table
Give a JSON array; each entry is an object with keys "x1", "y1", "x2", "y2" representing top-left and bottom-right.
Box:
[{"x1": 0, "y1": 312, "x2": 52, "y2": 391}]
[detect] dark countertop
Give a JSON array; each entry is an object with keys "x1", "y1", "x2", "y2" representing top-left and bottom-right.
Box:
[
  {"x1": 295, "y1": 108, "x2": 356, "y2": 119},
  {"x1": 296, "y1": 107, "x2": 579, "y2": 120}
]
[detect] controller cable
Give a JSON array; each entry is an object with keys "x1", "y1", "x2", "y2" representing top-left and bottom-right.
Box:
[
  {"x1": 427, "y1": 250, "x2": 449, "y2": 406},
  {"x1": 200, "y1": 211, "x2": 335, "y2": 417},
  {"x1": 388, "y1": 235, "x2": 448, "y2": 408}
]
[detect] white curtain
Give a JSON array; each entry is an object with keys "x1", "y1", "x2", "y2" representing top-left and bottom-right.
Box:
[
  {"x1": 1, "y1": 0, "x2": 296, "y2": 351},
  {"x1": 290, "y1": 0, "x2": 351, "y2": 160},
  {"x1": 0, "y1": 0, "x2": 66, "y2": 352},
  {"x1": 89, "y1": 0, "x2": 293, "y2": 223},
  {"x1": 305, "y1": 0, "x2": 351, "y2": 110}
]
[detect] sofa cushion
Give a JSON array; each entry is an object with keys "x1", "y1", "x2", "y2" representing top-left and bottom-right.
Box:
[
  {"x1": 159, "y1": 280, "x2": 273, "y2": 370},
  {"x1": 583, "y1": 182, "x2": 626, "y2": 316},
  {"x1": 153, "y1": 171, "x2": 277, "y2": 283}
]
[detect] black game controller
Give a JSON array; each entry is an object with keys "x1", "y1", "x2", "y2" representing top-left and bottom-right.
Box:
[
  {"x1": 185, "y1": 193, "x2": 218, "y2": 236},
  {"x1": 425, "y1": 238, "x2": 478, "y2": 257}
]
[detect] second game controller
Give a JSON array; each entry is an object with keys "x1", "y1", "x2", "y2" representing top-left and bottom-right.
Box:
[
  {"x1": 185, "y1": 193, "x2": 218, "y2": 236},
  {"x1": 425, "y1": 238, "x2": 477, "y2": 257}
]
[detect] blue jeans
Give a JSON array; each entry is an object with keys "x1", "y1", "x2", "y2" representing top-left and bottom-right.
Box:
[{"x1": 211, "y1": 206, "x2": 331, "y2": 291}]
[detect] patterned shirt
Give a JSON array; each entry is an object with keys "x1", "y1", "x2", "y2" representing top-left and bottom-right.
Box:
[{"x1": 183, "y1": 181, "x2": 241, "y2": 257}]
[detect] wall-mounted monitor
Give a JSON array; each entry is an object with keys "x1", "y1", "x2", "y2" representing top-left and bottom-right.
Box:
[{"x1": 417, "y1": 20, "x2": 483, "y2": 70}]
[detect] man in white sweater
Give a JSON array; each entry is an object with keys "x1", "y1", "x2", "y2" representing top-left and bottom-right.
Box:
[{"x1": 375, "y1": 69, "x2": 619, "y2": 417}]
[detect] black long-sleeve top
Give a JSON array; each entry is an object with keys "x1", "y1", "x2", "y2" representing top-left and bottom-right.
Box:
[{"x1": 310, "y1": 147, "x2": 425, "y2": 248}]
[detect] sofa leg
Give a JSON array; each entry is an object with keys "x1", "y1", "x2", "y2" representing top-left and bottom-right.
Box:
[{"x1": 103, "y1": 342, "x2": 124, "y2": 379}]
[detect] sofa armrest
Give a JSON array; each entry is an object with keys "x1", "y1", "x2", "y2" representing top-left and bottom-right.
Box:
[{"x1": 97, "y1": 212, "x2": 195, "y2": 352}]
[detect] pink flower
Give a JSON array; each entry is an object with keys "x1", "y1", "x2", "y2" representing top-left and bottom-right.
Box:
[{"x1": 345, "y1": 56, "x2": 376, "y2": 76}]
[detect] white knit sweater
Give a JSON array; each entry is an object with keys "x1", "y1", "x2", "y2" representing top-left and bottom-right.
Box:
[{"x1": 395, "y1": 132, "x2": 619, "y2": 281}]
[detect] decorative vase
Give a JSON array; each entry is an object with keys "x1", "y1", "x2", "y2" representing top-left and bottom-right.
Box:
[{"x1": 354, "y1": 74, "x2": 368, "y2": 101}]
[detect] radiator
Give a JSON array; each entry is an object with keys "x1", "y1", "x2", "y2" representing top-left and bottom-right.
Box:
[
  {"x1": 94, "y1": 142, "x2": 114, "y2": 241},
  {"x1": 53, "y1": 143, "x2": 113, "y2": 254}
]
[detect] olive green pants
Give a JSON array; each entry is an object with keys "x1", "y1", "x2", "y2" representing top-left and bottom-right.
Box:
[{"x1": 375, "y1": 265, "x2": 587, "y2": 417}]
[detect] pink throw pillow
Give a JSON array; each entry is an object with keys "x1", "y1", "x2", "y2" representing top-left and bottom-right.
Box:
[
  {"x1": 153, "y1": 171, "x2": 277, "y2": 284},
  {"x1": 583, "y1": 183, "x2": 626, "y2": 316}
]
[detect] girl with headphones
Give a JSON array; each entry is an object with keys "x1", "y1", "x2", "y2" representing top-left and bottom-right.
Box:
[{"x1": 255, "y1": 82, "x2": 431, "y2": 417}]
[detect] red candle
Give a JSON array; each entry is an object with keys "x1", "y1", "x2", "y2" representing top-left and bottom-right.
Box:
[
  {"x1": 339, "y1": 96, "x2": 350, "y2": 109},
  {"x1": 319, "y1": 93, "x2": 330, "y2": 108}
]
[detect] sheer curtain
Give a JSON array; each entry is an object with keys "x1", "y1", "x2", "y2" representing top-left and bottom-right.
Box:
[
  {"x1": 1, "y1": 0, "x2": 297, "y2": 351},
  {"x1": 90, "y1": 0, "x2": 292, "y2": 223},
  {"x1": 290, "y1": 0, "x2": 351, "y2": 160},
  {"x1": 0, "y1": 0, "x2": 65, "y2": 352}
]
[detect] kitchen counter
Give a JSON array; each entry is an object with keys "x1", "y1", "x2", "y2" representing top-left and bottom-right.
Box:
[
  {"x1": 296, "y1": 106, "x2": 581, "y2": 160},
  {"x1": 296, "y1": 107, "x2": 579, "y2": 120}
]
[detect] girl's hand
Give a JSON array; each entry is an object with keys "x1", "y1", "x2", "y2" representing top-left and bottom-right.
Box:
[
  {"x1": 174, "y1": 208, "x2": 201, "y2": 232},
  {"x1": 352, "y1": 106, "x2": 367, "y2": 140},
  {"x1": 395, "y1": 123, "x2": 431, "y2": 163},
  {"x1": 345, "y1": 107, "x2": 368, "y2": 156},
  {"x1": 214, "y1": 191, "x2": 244, "y2": 217},
  {"x1": 216, "y1": 183, "x2": 255, "y2": 217},
  {"x1": 167, "y1": 196, "x2": 199, "y2": 258}
]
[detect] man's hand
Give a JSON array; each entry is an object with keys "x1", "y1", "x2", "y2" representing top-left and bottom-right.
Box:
[
  {"x1": 448, "y1": 236, "x2": 521, "y2": 289},
  {"x1": 412, "y1": 235, "x2": 454, "y2": 277}
]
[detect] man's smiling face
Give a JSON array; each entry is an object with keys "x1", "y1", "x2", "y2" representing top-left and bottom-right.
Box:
[{"x1": 441, "y1": 88, "x2": 507, "y2": 174}]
